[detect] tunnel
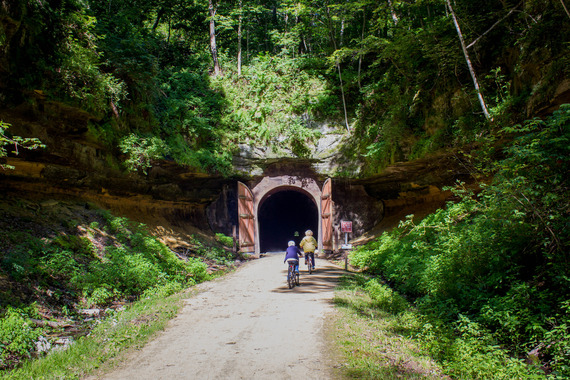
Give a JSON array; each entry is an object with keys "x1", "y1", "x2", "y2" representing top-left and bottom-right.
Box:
[{"x1": 258, "y1": 190, "x2": 318, "y2": 253}]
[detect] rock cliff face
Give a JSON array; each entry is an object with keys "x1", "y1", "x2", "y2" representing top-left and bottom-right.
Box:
[
  {"x1": 0, "y1": 103, "x2": 233, "y2": 243},
  {"x1": 1, "y1": 101, "x2": 474, "y2": 250}
]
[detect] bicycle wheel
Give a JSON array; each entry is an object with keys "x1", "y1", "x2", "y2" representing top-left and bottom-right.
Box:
[
  {"x1": 287, "y1": 265, "x2": 294, "y2": 289},
  {"x1": 308, "y1": 256, "x2": 312, "y2": 274},
  {"x1": 295, "y1": 270, "x2": 300, "y2": 286}
]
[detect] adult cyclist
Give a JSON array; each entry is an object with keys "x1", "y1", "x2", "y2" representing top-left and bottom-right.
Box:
[
  {"x1": 300, "y1": 229, "x2": 317, "y2": 270},
  {"x1": 284, "y1": 240, "x2": 302, "y2": 273}
]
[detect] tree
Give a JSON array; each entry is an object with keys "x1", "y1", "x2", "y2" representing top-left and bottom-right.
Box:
[
  {"x1": 237, "y1": 0, "x2": 243, "y2": 75},
  {"x1": 323, "y1": 1, "x2": 350, "y2": 131},
  {"x1": 387, "y1": 0, "x2": 399, "y2": 25},
  {"x1": 209, "y1": 0, "x2": 222, "y2": 76},
  {"x1": 445, "y1": 0, "x2": 491, "y2": 120},
  {"x1": 560, "y1": 0, "x2": 570, "y2": 20}
]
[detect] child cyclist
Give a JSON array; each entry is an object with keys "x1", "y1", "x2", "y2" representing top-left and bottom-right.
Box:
[
  {"x1": 284, "y1": 240, "x2": 303, "y2": 273},
  {"x1": 300, "y1": 229, "x2": 317, "y2": 270}
]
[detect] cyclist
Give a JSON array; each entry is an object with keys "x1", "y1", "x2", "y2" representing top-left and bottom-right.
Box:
[
  {"x1": 284, "y1": 240, "x2": 302, "y2": 274},
  {"x1": 300, "y1": 230, "x2": 317, "y2": 270}
]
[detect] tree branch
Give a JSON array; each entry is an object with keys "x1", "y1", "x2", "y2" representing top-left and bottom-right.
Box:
[{"x1": 466, "y1": 2, "x2": 522, "y2": 50}]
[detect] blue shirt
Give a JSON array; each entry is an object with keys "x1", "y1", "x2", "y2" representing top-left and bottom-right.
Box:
[{"x1": 284, "y1": 246, "x2": 302, "y2": 262}]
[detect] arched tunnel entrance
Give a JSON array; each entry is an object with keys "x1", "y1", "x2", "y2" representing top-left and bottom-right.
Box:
[
  {"x1": 258, "y1": 190, "x2": 318, "y2": 252},
  {"x1": 237, "y1": 177, "x2": 332, "y2": 254}
]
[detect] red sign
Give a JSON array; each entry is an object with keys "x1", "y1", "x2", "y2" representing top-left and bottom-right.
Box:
[{"x1": 341, "y1": 221, "x2": 352, "y2": 233}]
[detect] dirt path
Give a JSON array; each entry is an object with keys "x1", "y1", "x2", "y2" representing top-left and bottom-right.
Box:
[{"x1": 99, "y1": 254, "x2": 345, "y2": 380}]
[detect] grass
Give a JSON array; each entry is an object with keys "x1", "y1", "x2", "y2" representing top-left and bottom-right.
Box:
[
  {"x1": 0, "y1": 286, "x2": 198, "y2": 379},
  {"x1": 329, "y1": 274, "x2": 447, "y2": 379}
]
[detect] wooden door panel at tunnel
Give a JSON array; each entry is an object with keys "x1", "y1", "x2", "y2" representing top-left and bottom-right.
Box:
[
  {"x1": 238, "y1": 181, "x2": 255, "y2": 252},
  {"x1": 321, "y1": 178, "x2": 333, "y2": 251}
]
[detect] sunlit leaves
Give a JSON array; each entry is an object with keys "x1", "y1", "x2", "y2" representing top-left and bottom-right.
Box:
[
  {"x1": 119, "y1": 134, "x2": 168, "y2": 174},
  {"x1": 216, "y1": 55, "x2": 323, "y2": 156},
  {"x1": 350, "y1": 107, "x2": 570, "y2": 376},
  {"x1": 0, "y1": 121, "x2": 45, "y2": 170}
]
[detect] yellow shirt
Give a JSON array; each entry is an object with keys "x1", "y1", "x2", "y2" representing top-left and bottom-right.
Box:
[{"x1": 300, "y1": 236, "x2": 317, "y2": 252}]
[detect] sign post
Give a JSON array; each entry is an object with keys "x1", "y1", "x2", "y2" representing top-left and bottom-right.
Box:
[
  {"x1": 340, "y1": 221, "x2": 352, "y2": 270},
  {"x1": 340, "y1": 221, "x2": 352, "y2": 249}
]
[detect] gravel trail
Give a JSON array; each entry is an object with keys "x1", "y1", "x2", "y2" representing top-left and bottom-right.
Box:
[{"x1": 100, "y1": 254, "x2": 344, "y2": 380}]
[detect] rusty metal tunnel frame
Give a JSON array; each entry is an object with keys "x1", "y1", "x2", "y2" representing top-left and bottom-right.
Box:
[{"x1": 238, "y1": 177, "x2": 333, "y2": 255}]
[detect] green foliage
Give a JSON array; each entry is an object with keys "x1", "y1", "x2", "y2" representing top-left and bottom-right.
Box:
[
  {"x1": 0, "y1": 308, "x2": 43, "y2": 369},
  {"x1": 4, "y1": 0, "x2": 570, "y2": 177},
  {"x1": 189, "y1": 235, "x2": 235, "y2": 265},
  {"x1": 215, "y1": 233, "x2": 234, "y2": 248},
  {"x1": 350, "y1": 106, "x2": 570, "y2": 377},
  {"x1": 1, "y1": 211, "x2": 209, "y2": 308},
  {"x1": 364, "y1": 278, "x2": 408, "y2": 315},
  {"x1": 216, "y1": 56, "x2": 323, "y2": 156},
  {"x1": 332, "y1": 274, "x2": 445, "y2": 379},
  {"x1": 119, "y1": 134, "x2": 169, "y2": 174},
  {"x1": 2, "y1": 285, "x2": 191, "y2": 379},
  {"x1": 154, "y1": 68, "x2": 234, "y2": 175},
  {"x1": 0, "y1": 121, "x2": 44, "y2": 170},
  {"x1": 440, "y1": 315, "x2": 543, "y2": 379},
  {"x1": 543, "y1": 301, "x2": 570, "y2": 376},
  {"x1": 54, "y1": 10, "x2": 126, "y2": 114},
  {"x1": 141, "y1": 282, "x2": 184, "y2": 299},
  {"x1": 73, "y1": 216, "x2": 210, "y2": 303},
  {"x1": 0, "y1": 204, "x2": 216, "y2": 369}
]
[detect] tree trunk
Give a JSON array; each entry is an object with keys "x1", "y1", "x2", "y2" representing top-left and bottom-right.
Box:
[
  {"x1": 358, "y1": 9, "x2": 366, "y2": 90},
  {"x1": 336, "y1": 63, "x2": 350, "y2": 131},
  {"x1": 152, "y1": 8, "x2": 165, "y2": 32},
  {"x1": 560, "y1": 0, "x2": 570, "y2": 20},
  {"x1": 209, "y1": 0, "x2": 222, "y2": 76},
  {"x1": 237, "y1": 0, "x2": 243, "y2": 75},
  {"x1": 446, "y1": 0, "x2": 491, "y2": 120},
  {"x1": 340, "y1": 19, "x2": 344, "y2": 47},
  {"x1": 387, "y1": 0, "x2": 399, "y2": 25},
  {"x1": 324, "y1": 3, "x2": 350, "y2": 131}
]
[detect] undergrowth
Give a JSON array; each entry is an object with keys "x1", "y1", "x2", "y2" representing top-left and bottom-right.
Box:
[
  {"x1": 332, "y1": 274, "x2": 446, "y2": 379},
  {"x1": 349, "y1": 105, "x2": 570, "y2": 378},
  {"x1": 0, "y1": 285, "x2": 194, "y2": 379},
  {"x1": 0, "y1": 202, "x2": 234, "y2": 371}
]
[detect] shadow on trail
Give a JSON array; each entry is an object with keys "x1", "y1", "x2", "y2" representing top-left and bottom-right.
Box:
[{"x1": 271, "y1": 264, "x2": 346, "y2": 294}]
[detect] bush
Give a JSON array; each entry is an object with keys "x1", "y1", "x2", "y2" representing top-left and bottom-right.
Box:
[
  {"x1": 84, "y1": 287, "x2": 116, "y2": 307},
  {"x1": 0, "y1": 308, "x2": 44, "y2": 369},
  {"x1": 215, "y1": 233, "x2": 234, "y2": 248},
  {"x1": 1, "y1": 211, "x2": 210, "y2": 311},
  {"x1": 141, "y1": 282, "x2": 184, "y2": 299},
  {"x1": 364, "y1": 279, "x2": 408, "y2": 314},
  {"x1": 119, "y1": 134, "x2": 169, "y2": 174},
  {"x1": 189, "y1": 235, "x2": 235, "y2": 265},
  {"x1": 349, "y1": 105, "x2": 570, "y2": 377}
]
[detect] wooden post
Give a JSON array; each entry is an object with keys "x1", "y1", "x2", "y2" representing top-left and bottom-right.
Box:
[{"x1": 232, "y1": 225, "x2": 237, "y2": 254}]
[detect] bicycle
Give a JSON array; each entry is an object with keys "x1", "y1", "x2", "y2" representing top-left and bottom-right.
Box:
[
  {"x1": 286, "y1": 259, "x2": 300, "y2": 289},
  {"x1": 305, "y1": 253, "x2": 313, "y2": 274}
]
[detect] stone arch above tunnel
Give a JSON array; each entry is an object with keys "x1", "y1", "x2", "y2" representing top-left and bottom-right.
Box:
[{"x1": 248, "y1": 176, "x2": 324, "y2": 254}]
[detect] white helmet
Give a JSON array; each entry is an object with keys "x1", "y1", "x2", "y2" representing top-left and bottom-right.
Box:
[
  {"x1": 305, "y1": 230, "x2": 313, "y2": 236},
  {"x1": 288, "y1": 241, "x2": 295, "y2": 246}
]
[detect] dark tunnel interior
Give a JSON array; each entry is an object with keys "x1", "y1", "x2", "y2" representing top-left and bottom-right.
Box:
[{"x1": 258, "y1": 190, "x2": 318, "y2": 252}]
